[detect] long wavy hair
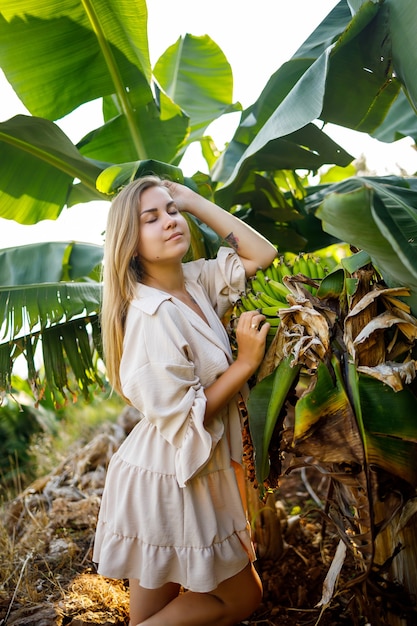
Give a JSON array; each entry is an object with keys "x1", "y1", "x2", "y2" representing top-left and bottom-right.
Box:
[{"x1": 101, "y1": 175, "x2": 166, "y2": 397}]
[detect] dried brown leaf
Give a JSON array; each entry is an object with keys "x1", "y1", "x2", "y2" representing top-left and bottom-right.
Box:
[{"x1": 357, "y1": 360, "x2": 417, "y2": 391}]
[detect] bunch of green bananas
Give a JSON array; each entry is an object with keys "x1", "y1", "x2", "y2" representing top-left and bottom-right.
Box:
[
  {"x1": 233, "y1": 254, "x2": 328, "y2": 337},
  {"x1": 284, "y1": 252, "x2": 327, "y2": 293}
]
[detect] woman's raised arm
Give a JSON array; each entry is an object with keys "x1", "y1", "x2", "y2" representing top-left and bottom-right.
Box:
[{"x1": 164, "y1": 181, "x2": 277, "y2": 277}]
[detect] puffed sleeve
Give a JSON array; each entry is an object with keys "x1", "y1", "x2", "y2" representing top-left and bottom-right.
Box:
[{"x1": 120, "y1": 302, "x2": 226, "y2": 487}]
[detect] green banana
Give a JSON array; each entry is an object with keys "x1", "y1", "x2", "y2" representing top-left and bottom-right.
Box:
[
  {"x1": 262, "y1": 304, "x2": 281, "y2": 315},
  {"x1": 315, "y1": 258, "x2": 326, "y2": 279},
  {"x1": 264, "y1": 277, "x2": 291, "y2": 302},
  {"x1": 256, "y1": 290, "x2": 284, "y2": 308},
  {"x1": 262, "y1": 316, "x2": 281, "y2": 327},
  {"x1": 249, "y1": 278, "x2": 272, "y2": 301},
  {"x1": 233, "y1": 265, "x2": 293, "y2": 331},
  {"x1": 238, "y1": 292, "x2": 257, "y2": 312},
  {"x1": 235, "y1": 302, "x2": 246, "y2": 316},
  {"x1": 304, "y1": 255, "x2": 316, "y2": 279},
  {"x1": 276, "y1": 257, "x2": 292, "y2": 280},
  {"x1": 306, "y1": 254, "x2": 323, "y2": 280},
  {"x1": 246, "y1": 289, "x2": 264, "y2": 310},
  {"x1": 264, "y1": 261, "x2": 279, "y2": 283},
  {"x1": 232, "y1": 254, "x2": 339, "y2": 348},
  {"x1": 251, "y1": 269, "x2": 278, "y2": 300},
  {"x1": 299, "y1": 253, "x2": 316, "y2": 292},
  {"x1": 292, "y1": 254, "x2": 299, "y2": 273},
  {"x1": 297, "y1": 253, "x2": 311, "y2": 278},
  {"x1": 248, "y1": 276, "x2": 263, "y2": 293}
]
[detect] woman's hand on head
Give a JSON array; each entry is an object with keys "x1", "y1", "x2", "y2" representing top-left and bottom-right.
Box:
[
  {"x1": 234, "y1": 311, "x2": 270, "y2": 374},
  {"x1": 162, "y1": 180, "x2": 198, "y2": 213}
]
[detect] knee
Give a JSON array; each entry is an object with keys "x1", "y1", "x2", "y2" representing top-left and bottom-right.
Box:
[
  {"x1": 240, "y1": 565, "x2": 263, "y2": 620},
  {"x1": 226, "y1": 564, "x2": 263, "y2": 622}
]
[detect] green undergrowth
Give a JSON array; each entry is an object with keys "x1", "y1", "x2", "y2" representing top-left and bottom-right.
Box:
[{"x1": 0, "y1": 379, "x2": 124, "y2": 500}]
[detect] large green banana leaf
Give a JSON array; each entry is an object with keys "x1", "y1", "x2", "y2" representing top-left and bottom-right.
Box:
[
  {"x1": 214, "y1": 0, "x2": 417, "y2": 202},
  {"x1": 0, "y1": 242, "x2": 104, "y2": 401},
  {"x1": 313, "y1": 176, "x2": 417, "y2": 315},
  {"x1": 293, "y1": 359, "x2": 417, "y2": 488},
  {"x1": 0, "y1": 0, "x2": 151, "y2": 120},
  {"x1": 386, "y1": 0, "x2": 417, "y2": 114},
  {"x1": 337, "y1": 0, "x2": 417, "y2": 144},
  {"x1": 0, "y1": 241, "x2": 103, "y2": 285},
  {"x1": 355, "y1": 373, "x2": 417, "y2": 487},
  {"x1": 76, "y1": 94, "x2": 188, "y2": 166},
  {"x1": 247, "y1": 355, "x2": 301, "y2": 486},
  {"x1": 153, "y1": 34, "x2": 241, "y2": 160},
  {"x1": 211, "y1": 1, "x2": 353, "y2": 194},
  {"x1": 0, "y1": 115, "x2": 107, "y2": 223},
  {"x1": 78, "y1": 33, "x2": 238, "y2": 165},
  {"x1": 0, "y1": 0, "x2": 237, "y2": 221},
  {"x1": 372, "y1": 89, "x2": 417, "y2": 144},
  {"x1": 0, "y1": 281, "x2": 103, "y2": 403},
  {"x1": 0, "y1": 282, "x2": 101, "y2": 342}
]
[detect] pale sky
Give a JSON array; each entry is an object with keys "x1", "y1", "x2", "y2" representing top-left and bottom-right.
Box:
[{"x1": 1, "y1": 0, "x2": 417, "y2": 248}]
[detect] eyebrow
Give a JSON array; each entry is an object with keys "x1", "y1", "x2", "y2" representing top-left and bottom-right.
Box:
[{"x1": 140, "y1": 199, "x2": 176, "y2": 216}]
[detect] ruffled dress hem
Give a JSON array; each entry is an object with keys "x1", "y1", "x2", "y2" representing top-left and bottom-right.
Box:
[{"x1": 94, "y1": 523, "x2": 255, "y2": 592}]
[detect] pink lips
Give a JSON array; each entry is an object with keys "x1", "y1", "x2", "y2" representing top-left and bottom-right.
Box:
[{"x1": 167, "y1": 232, "x2": 183, "y2": 241}]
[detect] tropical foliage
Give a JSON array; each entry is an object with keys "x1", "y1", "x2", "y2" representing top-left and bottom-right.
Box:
[
  {"x1": 1, "y1": 0, "x2": 417, "y2": 621},
  {"x1": 1, "y1": 0, "x2": 416, "y2": 401}
]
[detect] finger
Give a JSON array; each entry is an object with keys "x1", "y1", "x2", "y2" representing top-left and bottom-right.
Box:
[
  {"x1": 258, "y1": 320, "x2": 270, "y2": 338},
  {"x1": 250, "y1": 314, "x2": 266, "y2": 330},
  {"x1": 236, "y1": 311, "x2": 255, "y2": 327}
]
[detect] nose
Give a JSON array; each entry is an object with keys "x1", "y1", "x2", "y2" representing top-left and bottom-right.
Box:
[{"x1": 164, "y1": 213, "x2": 177, "y2": 228}]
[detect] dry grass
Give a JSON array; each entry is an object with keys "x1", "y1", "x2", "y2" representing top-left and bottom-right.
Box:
[
  {"x1": 0, "y1": 406, "x2": 137, "y2": 625},
  {"x1": 61, "y1": 573, "x2": 129, "y2": 623}
]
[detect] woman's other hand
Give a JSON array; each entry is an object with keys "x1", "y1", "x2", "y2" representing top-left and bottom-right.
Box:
[{"x1": 234, "y1": 311, "x2": 270, "y2": 375}]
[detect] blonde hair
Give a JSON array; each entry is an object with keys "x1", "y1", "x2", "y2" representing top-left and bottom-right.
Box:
[{"x1": 101, "y1": 175, "x2": 165, "y2": 397}]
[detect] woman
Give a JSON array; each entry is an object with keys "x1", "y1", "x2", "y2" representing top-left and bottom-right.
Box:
[{"x1": 94, "y1": 176, "x2": 277, "y2": 625}]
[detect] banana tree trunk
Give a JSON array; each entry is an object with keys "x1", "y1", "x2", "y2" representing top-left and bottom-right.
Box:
[
  {"x1": 247, "y1": 487, "x2": 284, "y2": 560},
  {"x1": 374, "y1": 498, "x2": 417, "y2": 626}
]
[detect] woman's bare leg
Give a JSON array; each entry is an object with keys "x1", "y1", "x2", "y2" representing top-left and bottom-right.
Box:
[
  {"x1": 135, "y1": 562, "x2": 262, "y2": 626},
  {"x1": 129, "y1": 579, "x2": 181, "y2": 625}
]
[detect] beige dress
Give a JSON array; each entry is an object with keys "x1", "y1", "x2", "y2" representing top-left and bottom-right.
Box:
[{"x1": 93, "y1": 248, "x2": 256, "y2": 592}]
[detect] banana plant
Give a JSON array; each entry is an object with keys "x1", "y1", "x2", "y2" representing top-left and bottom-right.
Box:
[
  {"x1": 240, "y1": 204, "x2": 417, "y2": 620},
  {"x1": 1, "y1": 0, "x2": 417, "y2": 619}
]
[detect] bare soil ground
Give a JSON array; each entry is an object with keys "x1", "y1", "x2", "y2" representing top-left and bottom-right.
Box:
[{"x1": 0, "y1": 407, "x2": 377, "y2": 626}]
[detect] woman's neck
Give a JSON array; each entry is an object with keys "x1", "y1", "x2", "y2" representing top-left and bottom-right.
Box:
[
  {"x1": 142, "y1": 265, "x2": 186, "y2": 296},
  {"x1": 142, "y1": 265, "x2": 209, "y2": 324}
]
